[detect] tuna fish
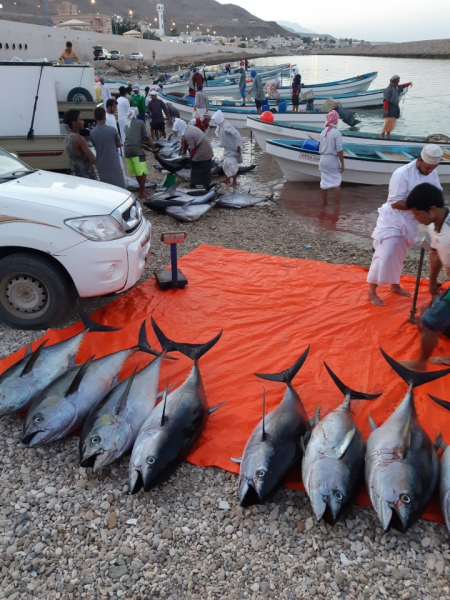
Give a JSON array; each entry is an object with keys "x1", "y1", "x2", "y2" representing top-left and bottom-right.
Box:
[
  {"x1": 166, "y1": 200, "x2": 217, "y2": 222},
  {"x1": 365, "y1": 349, "x2": 450, "y2": 532},
  {"x1": 217, "y1": 189, "x2": 274, "y2": 209},
  {"x1": 129, "y1": 318, "x2": 224, "y2": 494},
  {"x1": 22, "y1": 321, "x2": 158, "y2": 447},
  {"x1": 302, "y1": 364, "x2": 380, "y2": 524},
  {"x1": 0, "y1": 307, "x2": 121, "y2": 418},
  {"x1": 428, "y1": 395, "x2": 450, "y2": 532},
  {"x1": 79, "y1": 340, "x2": 175, "y2": 472},
  {"x1": 235, "y1": 348, "x2": 311, "y2": 507}
]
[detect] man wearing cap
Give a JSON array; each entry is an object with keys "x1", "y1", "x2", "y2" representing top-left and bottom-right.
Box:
[
  {"x1": 398, "y1": 183, "x2": 450, "y2": 370},
  {"x1": 248, "y1": 70, "x2": 266, "y2": 114},
  {"x1": 212, "y1": 110, "x2": 242, "y2": 185},
  {"x1": 146, "y1": 90, "x2": 169, "y2": 140},
  {"x1": 130, "y1": 85, "x2": 146, "y2": 122},
  {"x1": 367, "y1": 144, "x2": 444, "y2": 306},
  {"x1": 381, "y1": 75, "x2": 412, "y2": 139}
]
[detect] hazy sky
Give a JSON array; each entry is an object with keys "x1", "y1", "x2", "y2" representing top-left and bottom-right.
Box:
[{"x1": 217, "y1": 0, "x2": 450, "y2": 42}]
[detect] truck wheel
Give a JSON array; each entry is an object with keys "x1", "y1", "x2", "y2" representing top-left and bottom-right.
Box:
[
  {"x1": 67, "y1": 87, "x2": 94, "y2": 103},
  {"x1": 0, "y1": 253, "x2": 74, "y2": 330}
]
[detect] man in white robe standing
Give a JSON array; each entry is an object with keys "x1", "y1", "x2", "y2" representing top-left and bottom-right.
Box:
[
  {"x1": 99, "y1": 77, "x2": 112, "y2": 108},
  {"x1": 367, "y1": 144, "x2": 444, "y2": 306},
  {"x1": 211, "y1": 110, "x2": 243, "y2": 185}
]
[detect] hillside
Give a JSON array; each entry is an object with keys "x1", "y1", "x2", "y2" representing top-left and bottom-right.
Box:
[
  {"x1": 277, "y1": 20, "x2": 314, "y2": 35},
  {"x1": 0, "y1": 0, "x2": 291, "y2": 38}
]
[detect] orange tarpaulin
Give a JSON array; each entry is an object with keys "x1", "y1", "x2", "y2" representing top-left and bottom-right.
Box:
[{"x1": 2, "y1": 245, "x2": 450, "y2": 524}]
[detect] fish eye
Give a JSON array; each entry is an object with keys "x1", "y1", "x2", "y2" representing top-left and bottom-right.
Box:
[
  {"x1": 147, "y1": 456, "x2": 156, "y2": 465},
  {"x1": 91, "y1": 436, "x2": 101, "y2": 444},
  {"x1": 334, "y1": 491, "x2": 343, "y2": 501},
  {"x1": 400, "y1": 493, "x2": 411, "y2": 504},
  {"x1": 34, "y1": 415, "x2": 44, "y2": 423},
  {"x1": 256, "y1": 469, "x2": 265, "y2": 478}
]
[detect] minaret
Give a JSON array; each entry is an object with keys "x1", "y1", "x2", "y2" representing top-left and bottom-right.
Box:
[{"x1": 156, "y1": 4, "x2": 164, "y2": 35}]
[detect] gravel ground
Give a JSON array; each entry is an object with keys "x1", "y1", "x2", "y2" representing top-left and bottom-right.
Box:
[{"x1": 1, "y1": 155, "x2": 448, "y2": 599}]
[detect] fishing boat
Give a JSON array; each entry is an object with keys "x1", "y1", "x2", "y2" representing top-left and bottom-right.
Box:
[
  {"x1": 158, "y1": 93, "x2": 327, "y2": 128},
  {"x1": 265, "y1": 140, "x2": 450, "y2": 185},
  {"x1": 247, "y1": 117, "x2": 438, "y2": 151}
]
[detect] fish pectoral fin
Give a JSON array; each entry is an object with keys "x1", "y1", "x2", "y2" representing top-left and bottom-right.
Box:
[
  {"x1": 310, "y1": 403, "x2": 320, "y2": 427},
  {"x1": 330, "y1": 425, "x2": 356, "y2": 459},
  {"x1": 368, "y1": 411, "x2": 378, "y2": 431},
  {"x1": 230, "y1": 456, "x2": 242, "y2": 464},
  {"x1": 301, "y1": 431, "x2": 311, "y2": 453},
  {"x1": 208, "y1": 401, "x2": 226, "y2": 415},
  {"x1": 65, "y1": 355, "x2": 96, "y2": 397},
  {"x1": 24, "y1": 343, "x2": 33, "y2": 357},
  {"x1": 398, "y1": 413, "x2": 411, "y2": 457}
]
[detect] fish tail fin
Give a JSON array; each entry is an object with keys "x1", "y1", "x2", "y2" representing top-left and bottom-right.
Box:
[
  {"x1": 381, "y1": 348, "x2": 450, "y2": 387},
  {"x1": 323, "y1": 362, "x2": 381, "y2": 400},
  {"x1": 151, "y1": 317, "x2": 222, "y2": 362},
  {"x1": 136, "y1": 320, "x2": 161, "y2": 357},
  {"x1": 254, "y1": 346, "x2": 310, "y2": 383},
  {"x1": 78, "y1": 299, "x2": 122, "y2": 333}
]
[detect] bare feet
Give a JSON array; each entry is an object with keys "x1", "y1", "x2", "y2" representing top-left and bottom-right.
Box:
[
  {"x1": 399, "y1": 359, "x2": 428, "y2": 372},
  {"x1": 429, "y1": 356, "x2": 450, "y2": 366},
  {"x1": 391, "y1": 284, "x2": 411, "y2": 297},
  {"x1": 369, "y1": 291, "x2": 385, "y2": 306}
]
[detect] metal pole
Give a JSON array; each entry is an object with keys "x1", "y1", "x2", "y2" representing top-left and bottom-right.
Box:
[
  {"x1": 170, "y1": 243, "x2": 178, "y2": 287},
  {"x1": 409, "y1": 247, "x2": 425, "y2": 323}
]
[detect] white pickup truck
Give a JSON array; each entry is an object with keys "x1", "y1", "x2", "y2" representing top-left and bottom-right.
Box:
[{"x1": 0, "y1": 148, "x2": 151, "y2": 330}]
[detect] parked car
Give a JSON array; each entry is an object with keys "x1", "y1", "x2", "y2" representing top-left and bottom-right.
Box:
[
  {"x1": 0, "y1": 148, "x2": 151, "y2": 329},
  {"x1": 94, "y1": 48, "x2": 112, "y2": 60},
  {"x1": 110, "y1": 50, "x2": 124, "y2": 60},
  {"x1": 130, "y1": 52, "x2": 144, "y2": 61}
]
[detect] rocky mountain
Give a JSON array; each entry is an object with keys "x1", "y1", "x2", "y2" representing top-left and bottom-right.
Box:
[
  {"x1": 276, "y1": 20, "x2": 315, "y2": 35},
  {"x1": 1, "y1": 0, "x2": 292, "y2": 38}
]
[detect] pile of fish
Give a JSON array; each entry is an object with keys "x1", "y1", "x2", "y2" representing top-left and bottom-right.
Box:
[
  {"x1": 234, "y1": 348, "x2": 450, "y2": 533},
  {"x1": 144, "y1": 184, "x2": 274, "y2": 222},
  {"x1": 0, "y1": 308, "x2": 224, "y2": 495}
]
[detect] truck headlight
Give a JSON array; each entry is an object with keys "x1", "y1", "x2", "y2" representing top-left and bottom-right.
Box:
[{"x1": 65, "y1": 216, "x2": 125, "y2": 241}]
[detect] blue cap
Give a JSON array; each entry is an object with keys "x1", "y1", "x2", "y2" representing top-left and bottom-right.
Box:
[
  {"x1": 251, "y1": 70, "x2": 257, "y2": 78},
  {"x1": 132, "y1": 84, "x2": 139, "y2": 90}
]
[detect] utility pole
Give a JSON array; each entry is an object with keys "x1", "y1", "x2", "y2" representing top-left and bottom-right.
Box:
[{"x1": 41, "y1": 0, "x2": 53, "y2": 27}]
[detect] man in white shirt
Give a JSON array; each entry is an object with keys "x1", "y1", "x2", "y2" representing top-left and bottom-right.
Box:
[
  {"x1": 99, "y1": 77, "x2": 112, "y2": 108},
  {"x1": 116, "y1": 86, "x2": 130, "y2": 144},
  {"x1": 401, "y1": 183, "x2": 450, "y2": 370},
  {"x1": 105, "y1": 98, "x2": 126, "y2": 176},
  {"x1": 367, "y1": 145, "x2": 444, "y2": 306}
]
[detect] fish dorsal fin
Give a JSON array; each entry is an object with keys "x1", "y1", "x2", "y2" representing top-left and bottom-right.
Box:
[
  {"x1": 115, "y1": 366, "x2": 139, "y2": 415},
  {"x1": 254, "y1": 346, "x2": 310, "y2": 384},
  {"x1": 262, "y1": 387, "x2": 266, "y2": 441},
  {"x1": 208, "y1": 401, "x2": 226, "y2": 415},
  {"x1": 66, "y1": 355, "x2": 95, "y2": 397},
  {"x1": 160, "y1": 386, "x2": 169, "y2": 426},
  {"x1": 21, "y1": 340, "x2": 48, "y2": 376},
  {"x1": 328, "y1": 425, "x2": 356, "y2": 459},
  {"x1": 24, "y1": 343, "x2": 33, "y2": 358},
  {"x1": 429, "y1": 394, "x2": 450, "y2": 412},
  {"x1": 368, "y1": 411, "x2": 378, "y2": 431},
  {"x1": 398, "y1": 413, "x2": 411, "y2": 458},
  {"x1": 380, "y1": 348, "x2": 450, "y2": 387}
]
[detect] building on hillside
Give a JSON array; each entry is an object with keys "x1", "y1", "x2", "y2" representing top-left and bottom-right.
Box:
[
  {"x1": 53, "y1": 2, "x2": 112, "y2": 34},
  {"x1": 123, "y1": 29, "x2": 143, "y2": 39},
  {"x1": 58, "y1": 19, "x2": 90, "y2": 31}
]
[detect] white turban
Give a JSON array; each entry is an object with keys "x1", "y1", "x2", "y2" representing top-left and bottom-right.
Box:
[
  {"x1": 125, "y1": 107, "x2": 138, "y2": 128},
  {"x1": 421, "y1": 144, "x2": 443, "y2": 165},
  {"x1": 212, "y1": 110, "x2": 225, "y2": 126},
  {"x1": 172, "y1": 118, "x2": 186, "y2": 138}
]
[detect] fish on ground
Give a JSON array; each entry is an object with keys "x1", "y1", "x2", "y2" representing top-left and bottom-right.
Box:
[
  {"x1": 428, "y1": 394, "x2": 450, "y2": 532},
  {"x1": 0, "y1": 305, "x2": 120, "y2": 418},
  {"x1": 154, "y1": 154, "x2": 190, "y2": 173},
  {"x1": 129, "y1": 318, "x2": 224, "y2": 494},
  {"x1": 166, "y1": 200, "x2": 217, "y2": 222},
  {"x1": 234, "y1": 348, "x2": 311, "y2": 507},
  {"x1": 217, "y1": 188, "x2": 274, "y2": 209},
  {"x1": 302, "y1": 364, "x2": 380, "y2": 524},
  {"x1": 22, "y1": 321, "x2": 158, "y2": 447},
  {"x1": 365, "y1": 349, "x2": 450, "y2": 532},
  {"x1": 144, "y1": 187, "x2": 217, "y2": 214}
]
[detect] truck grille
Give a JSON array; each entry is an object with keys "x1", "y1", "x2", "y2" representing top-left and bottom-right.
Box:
[{"x1": 112, "y1": 195, "x2": 143, "y2": 234}]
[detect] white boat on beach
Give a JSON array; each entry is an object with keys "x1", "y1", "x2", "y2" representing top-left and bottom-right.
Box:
[
  {"x1": 158, "y1": 93, "x2": 327, "y2": 128},
  {"x1": 247, "y1": 117, "x2": 439, "y2": 151},
  {"x1": 265, "y1": 140, "x2": 450, "y2": 185}
]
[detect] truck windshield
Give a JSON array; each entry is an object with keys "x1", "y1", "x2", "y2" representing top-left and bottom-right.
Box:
[{"x1": 0, "y1": 148, "x2": 34, "y2": 181}]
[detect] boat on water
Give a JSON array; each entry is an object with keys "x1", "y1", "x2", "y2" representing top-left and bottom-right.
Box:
[
  {"x1": 265, "y1": 140, "x2": 450, "y2": 185},
  {"x1": 158, "y1": 93, "x2": 327, "y2": 128},
  {"x1": 247, "y1": 117, "x2": 439, "y2": 151}
]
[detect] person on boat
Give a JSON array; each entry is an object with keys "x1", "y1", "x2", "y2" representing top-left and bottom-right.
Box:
[
  {"x1": 318, "y1": 110, "x2": 344, "y2": 203},
  {"x1": 63, "y1": 109, "x2": 96, "y2": 180},
  {"x1": 238, "y1": 67, "x2": 247, "y2": 107},
  {"x1": 58, "y1": 41, "x2": 80, "y2": 65},
  {"x1": 90, "y1": 106, "x2": 125, "y2": 189},
  {"x1": 248, "y1": 70, "x2": 266, "y2": 114},
  {"x1": 99, "y1": 77, "x2": 112, "y2": 109},
  {"x1": 212, "y1": 110, "x2": 242, "y2": 186},
  {"x1": 130, "y1": 84, "x2": 146, "y2": 122},
  {"x1": 124, "y1": 108, "x2": 156, "y2": 199},
  {"x1": 244, "y1": 58, "x2": 249, "y2": 71},
  {"x1": 381, "y1": 75, "x2": 412, "y2": 139},
  {"x1": 183, "y1": 123, "x2": 214, "y2": 188},
  {"x1": 367, "y1": 144, "x2": 443, "y2": 306},
  {"x1": 397, "y1": 183, "x2": 450, "y2": 370},
  {"x1": 146, "y1": 90, "x2": 169, "y2": 140},
  {"x1": 292, "y1": 73, "x2": 302, "y2": 113},
  {"x1": 225, "y1": 63, "x2": 231, "y2": 75},
  {"x1": 117, "y1": 86, "x2": 130, "y2": 144},
  {"x1": 193, "y1": 87, "x2": 209, "y2": 119}
]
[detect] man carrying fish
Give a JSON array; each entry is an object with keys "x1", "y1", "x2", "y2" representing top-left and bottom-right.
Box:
[
  {"x1": 212, "y1": 110, "x2": 243, "y2": 186},
  {"x1": 399, "y1": 183, "x2": 450, "y2": 370},
  {"x1": 183, "y1": 123, "x2": 214, "y2": 189}
]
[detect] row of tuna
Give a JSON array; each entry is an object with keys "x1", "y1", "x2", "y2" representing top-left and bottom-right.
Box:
[
  {"x1": 236, "y1": 347, "x2": 450, "y2": 533},
  {"x1": 0, "y1": 308, "x2": 224, "y2": 494},
  {"x1": 1, "y1": 311, "x2": 450, "y2": 533}
]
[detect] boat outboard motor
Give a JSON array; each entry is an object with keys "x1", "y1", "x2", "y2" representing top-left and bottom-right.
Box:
[{"x1": 334, "y1": 105, "x2": 361, "y2": 127}]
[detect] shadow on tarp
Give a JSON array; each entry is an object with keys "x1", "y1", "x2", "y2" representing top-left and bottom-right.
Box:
[{"x1": 2, "y1": 244, "x2": 450, "y2": 524}]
